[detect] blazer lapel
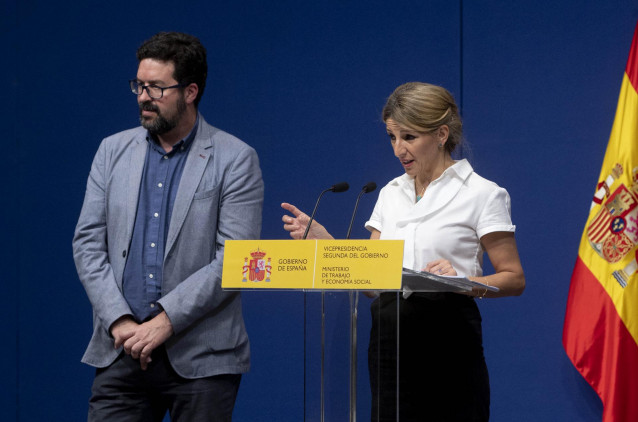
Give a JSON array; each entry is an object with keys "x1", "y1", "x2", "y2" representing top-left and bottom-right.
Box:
[
  {"x1": 126, "y1": 137, "x2": 148, "y2": 242},
  {"x1": 165, "y1": 124, "x2": 213, "y2": 258}
]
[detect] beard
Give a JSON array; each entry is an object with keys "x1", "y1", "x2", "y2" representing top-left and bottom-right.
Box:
[{"x1": 139, "y1": 94, "x2": 187, "y2": 135}]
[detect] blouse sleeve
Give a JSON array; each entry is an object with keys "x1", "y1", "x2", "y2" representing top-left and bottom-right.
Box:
[
  {"x1": 476, "y1": 186, "x2": 516, "y2": 238},
  {"x1": 365, "y1": 190, "x2": 384, "y2": 233}
]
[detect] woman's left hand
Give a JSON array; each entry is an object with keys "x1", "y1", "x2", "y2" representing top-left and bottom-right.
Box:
[{"x1": 423, "y1": 259, "x2": 457, "y2": 276}]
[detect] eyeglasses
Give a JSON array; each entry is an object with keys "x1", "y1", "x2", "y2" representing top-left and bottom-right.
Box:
[{"x1": 129, "y1": 80, "x2": 185, "y2": 99}]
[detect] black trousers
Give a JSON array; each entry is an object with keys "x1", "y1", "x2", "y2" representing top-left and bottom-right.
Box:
[
  {"x1": 368, "y1": 292, "x2": 490, "y2": 422},
  {"x1": 88, "y1": 346, "x2": 241, "y2": 422}
]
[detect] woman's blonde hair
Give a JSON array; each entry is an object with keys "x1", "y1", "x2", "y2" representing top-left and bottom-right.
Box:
[{"x1": 382, "y1": 82, "x2": 463, "y2": 154}]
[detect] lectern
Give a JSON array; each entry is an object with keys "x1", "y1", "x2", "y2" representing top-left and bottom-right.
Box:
[{"x1": 222, "y1": 240, "x2": 496, "y2": 421}]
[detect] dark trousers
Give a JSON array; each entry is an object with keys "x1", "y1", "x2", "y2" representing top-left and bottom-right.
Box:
[
  {"x1": 88, "y1": 346, "x2": 241, "y2": 422},
  {"x1": 369, "y1": 292, "x2": 490, "y2": 422}
]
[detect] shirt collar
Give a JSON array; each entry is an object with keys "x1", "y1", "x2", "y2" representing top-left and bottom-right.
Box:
[
  {"x1": 392, "y1": 158, "x2": 473, "y2": 189},
  {"x1": 146, "y1": 114, "x2": 199, "y2": 154}
]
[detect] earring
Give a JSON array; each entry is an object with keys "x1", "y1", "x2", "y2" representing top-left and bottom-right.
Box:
[{"x1": 438, "y1": 143, "x2": 443, "y2": 149}]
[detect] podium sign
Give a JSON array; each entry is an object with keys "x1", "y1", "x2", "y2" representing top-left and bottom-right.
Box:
[{"x1": 222, "y1": 239, "x2": 404, "y2": 290}]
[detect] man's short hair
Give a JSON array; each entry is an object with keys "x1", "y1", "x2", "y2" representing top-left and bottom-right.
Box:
[{"x1": 137, "y1": 32, "x2": 207, "y2": 107}]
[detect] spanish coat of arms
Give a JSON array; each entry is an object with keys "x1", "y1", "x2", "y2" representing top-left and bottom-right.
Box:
[
  {"x1": 587, "y1": 164, "x2": 638, "y2": 287},
  {"x1": 242, "y1": 249, "x2": 272, "y2": 282}
]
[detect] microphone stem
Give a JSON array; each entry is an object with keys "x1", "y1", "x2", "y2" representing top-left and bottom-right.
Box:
[
  {"x1": 303, "y1": 188, "x2": 331, "y2": 239},
  {"x1": 346, "y1": 190, "x2": 366, "y2": 240}
]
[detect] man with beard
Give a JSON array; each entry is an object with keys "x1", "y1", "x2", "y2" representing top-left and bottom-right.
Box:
[{"x1": 72, "y1": 32, "x2": 264, "y2": 422}]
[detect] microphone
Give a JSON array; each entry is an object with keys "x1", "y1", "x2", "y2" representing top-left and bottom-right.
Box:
[
  {"x1": 331, "y1": 182, "x2": 349, "y2": 193},
  {"x1": 346, "y1": 182, "x2": 377, "y2": 239},
  {"x1": 302, "y1": 182, "x2": 350, "y2": 239}
]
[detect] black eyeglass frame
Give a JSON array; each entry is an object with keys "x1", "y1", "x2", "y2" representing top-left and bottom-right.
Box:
[{"x1": 129, "y1": 80, "x2": 187, "y2": 99}]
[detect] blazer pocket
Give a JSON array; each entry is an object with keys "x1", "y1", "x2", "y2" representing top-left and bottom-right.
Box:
[{"x1": 193, "y1": 185, "x2": 220, "y2": 200}]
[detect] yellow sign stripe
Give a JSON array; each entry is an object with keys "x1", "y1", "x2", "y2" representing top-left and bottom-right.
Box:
[{"x1": 222, "y1": 239, "x2": 404, "y2": 290}]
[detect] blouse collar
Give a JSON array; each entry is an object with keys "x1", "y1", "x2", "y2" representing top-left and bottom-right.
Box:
[{"x1": 391, "y1": 159, "x2": 474, "y2": 223}]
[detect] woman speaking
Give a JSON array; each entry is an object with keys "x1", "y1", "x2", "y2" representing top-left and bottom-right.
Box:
[{"x1": 282, "y1": 82, "x2": 525, "y2": 422}]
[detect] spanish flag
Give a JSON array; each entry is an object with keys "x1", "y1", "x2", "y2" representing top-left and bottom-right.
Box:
[{"x1": 563, "y1": 22, "x2": 638, "y2": 421}]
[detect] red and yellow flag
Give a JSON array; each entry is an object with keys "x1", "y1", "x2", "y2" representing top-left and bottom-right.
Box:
[{"x1": 563, "y1": 22, "x2": 638, "y2": 422}]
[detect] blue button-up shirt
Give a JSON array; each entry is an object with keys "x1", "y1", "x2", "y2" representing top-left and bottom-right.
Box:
[{"x1": 122, "y1": 119, "x2": 198, "y2": 322}]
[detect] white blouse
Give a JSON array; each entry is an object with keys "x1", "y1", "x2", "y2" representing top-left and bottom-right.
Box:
[{"x1": 365, "y1": 159, "x2": 515, "y2": 278}]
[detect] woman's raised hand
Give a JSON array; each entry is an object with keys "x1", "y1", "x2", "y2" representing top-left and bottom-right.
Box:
[{"x1": 281, "y1": 203, "x2": 333, "y2": 240}]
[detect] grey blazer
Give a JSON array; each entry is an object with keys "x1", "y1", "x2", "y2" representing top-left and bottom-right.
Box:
[{"x1": 72, "y1": 115, "x2": 264, "y2": 378}]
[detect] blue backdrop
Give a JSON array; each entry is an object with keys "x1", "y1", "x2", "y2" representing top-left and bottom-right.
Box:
[{"x1": 3, "y1": 0, "x2": 638, "y2": 420}]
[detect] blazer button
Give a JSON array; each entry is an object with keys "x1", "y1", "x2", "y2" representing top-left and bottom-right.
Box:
[{"x1": 122, "y1": 250, "x2": 127, "y2": 258}]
